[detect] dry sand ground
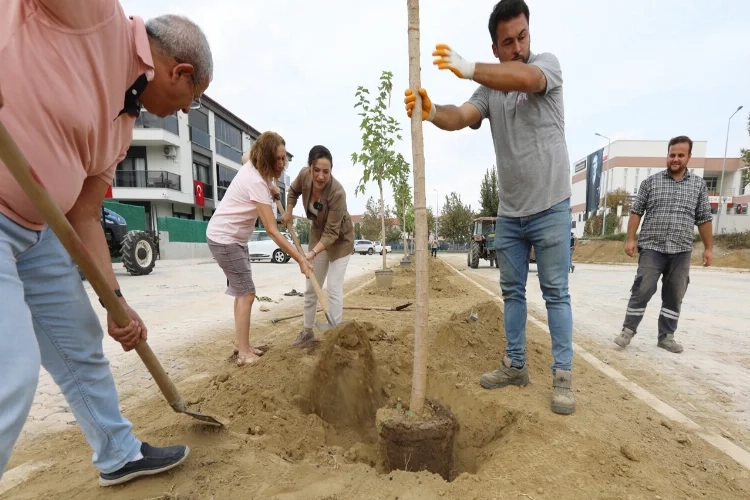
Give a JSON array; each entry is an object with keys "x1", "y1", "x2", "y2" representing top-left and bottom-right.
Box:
[
  {"x1": 574, "y1": 240, "x2": 750, "y2": 269},
  {"x1": 5, "y1": 259, "x2": 750, "y2": 499}
]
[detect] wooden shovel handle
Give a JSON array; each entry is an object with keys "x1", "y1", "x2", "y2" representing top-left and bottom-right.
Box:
[
  {"x1": 0, "y1": 121, "x2": 182, "y2": 408},
  {"x1": 273, "y1": 197, "x2": 329, "y2": 313}
]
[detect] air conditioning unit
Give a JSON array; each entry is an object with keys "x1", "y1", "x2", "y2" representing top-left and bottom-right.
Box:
[{"x1": 163, "y1": 146, "x2": 177, "y2": 158}]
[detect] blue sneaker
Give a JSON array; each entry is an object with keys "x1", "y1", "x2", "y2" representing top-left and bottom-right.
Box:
[{"x1": 99, "y1": 442, "x2": 189, "y2": 486}]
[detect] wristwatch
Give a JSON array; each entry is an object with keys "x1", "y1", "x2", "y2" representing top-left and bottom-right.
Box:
[{"x1": 99, "y1": 289, "x2": 123, "y2": 308}]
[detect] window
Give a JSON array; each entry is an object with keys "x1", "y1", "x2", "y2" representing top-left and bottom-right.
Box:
[
  {"x1": 188, "y1": 109, "x2": 209, "y2": 132},
  {"x1": 216, "y1": 163, "x2": 238, "y2": 201},
  {"x1": 215, "y1": 117, "x2": 243, "y2": 163},
  {"x1": 250, "y1": 233, "x2": 260, "y2": 242},
  {"x1": 633, "y1": 169, "x2": 640, "y2": 194},
  {"x1": 258, "y1": 232, "x2": 271, "y2": 241},
  {"x1": 704, "y1": 176, "x2": 718, "y2": 193},
  {"x1": 115, "y1": 147, "x2": 147, "y2": 187},
  {"x1": 623, "y1": 168, "x2": 628, "y2": 193}
]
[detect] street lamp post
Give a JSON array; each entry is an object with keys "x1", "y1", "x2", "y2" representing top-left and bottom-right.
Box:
[
  {"x1": 595, "y1": 132, "x2": 612, "y2": 236},
  {"x1": 715, "y1": 105, "x2": 744, "y2": 235}
]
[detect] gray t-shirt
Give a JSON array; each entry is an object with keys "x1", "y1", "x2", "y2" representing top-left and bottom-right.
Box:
[{"x1": 467, "y1": 51, "x2": 571, "y2": 218}]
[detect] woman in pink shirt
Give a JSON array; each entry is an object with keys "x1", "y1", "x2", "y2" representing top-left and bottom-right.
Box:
[{"x1": 206, "y1": 132, "x2": 311, "y2": 366}]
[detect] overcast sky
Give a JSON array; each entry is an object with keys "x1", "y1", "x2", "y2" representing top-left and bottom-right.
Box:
[{"x1": 122, "y1": 0, "x2": 750, "y2": 217}]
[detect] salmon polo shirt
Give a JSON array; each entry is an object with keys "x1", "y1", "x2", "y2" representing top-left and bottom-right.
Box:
[{"x1": 0, "y1": 0, "x2": 155, "y2": 230}]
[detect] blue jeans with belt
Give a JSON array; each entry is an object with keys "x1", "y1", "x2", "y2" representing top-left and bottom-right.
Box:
[
  {"x1": 0, "y1": 214, "x2": 140, "y2": 479},
  {"x1": 495, "y1": 199, "x2": 574, "y2": 372}
]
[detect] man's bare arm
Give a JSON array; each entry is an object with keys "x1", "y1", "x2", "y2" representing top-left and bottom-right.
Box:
[
  {"x1": 66, "y1": 177, "x2": 121, "y2": 291},
  {"x1": 472, "y1": 62, "x2": 547, "y2": 94},
  {"x1": 626, "y1": 213, "x2": 641, "y2": 242},
  {"x1": 431, "y1": 103, "x2": 482, "y2": 132}
]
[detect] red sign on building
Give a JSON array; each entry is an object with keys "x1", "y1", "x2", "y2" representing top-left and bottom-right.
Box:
[{"x1": 194, "y1": 180, "x2": 205, "y2": 207}]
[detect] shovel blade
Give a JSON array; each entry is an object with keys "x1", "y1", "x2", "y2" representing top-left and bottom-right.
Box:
[{"x1": 171, "y1": 401, "x2": 224, "y2": 426}]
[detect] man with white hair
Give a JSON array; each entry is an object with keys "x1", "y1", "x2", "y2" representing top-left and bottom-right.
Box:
[{"x1": 0, "y1": 0, "x2": 212, "y2": 486}]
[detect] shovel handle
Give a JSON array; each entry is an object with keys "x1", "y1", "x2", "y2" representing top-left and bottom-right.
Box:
[
  {"x1": 273, "y1": 197, "x2": 330, "y2": 313},
  {"x1": 0, "y1": 120, "x2": 182, "y2": 408}
]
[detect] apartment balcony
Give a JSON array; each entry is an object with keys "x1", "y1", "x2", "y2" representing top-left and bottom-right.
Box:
[
  {"x1": 131, "y1": 112, "x2": 180, "y2": 147},
  {"x1": 189, "y1": 125, "x2": 211, "y2": 150},
  {"x1": 114, "y1": 170, "x2": 181, "y2": 191}
]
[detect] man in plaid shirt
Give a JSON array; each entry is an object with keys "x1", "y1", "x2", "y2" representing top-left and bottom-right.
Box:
[{"x1": 614, "y1": 136, "x2": 713, "y2": 354}]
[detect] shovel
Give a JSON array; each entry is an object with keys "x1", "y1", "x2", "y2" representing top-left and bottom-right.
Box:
[
  {"x1": 0, "y1": 121, "x2": 222, "y2": 427},
  {"x1": 271, "y1": 302, "x2": 412, "y2": 324},
  {"x1": 273, "y1": 196, "x2": 343, "y2": 332}
]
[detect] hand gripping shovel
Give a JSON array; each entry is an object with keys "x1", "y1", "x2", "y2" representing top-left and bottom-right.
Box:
[
  {"x1": 273, "y1": 196, "x2": 345, "y2": 332},
  {"x1": 0, "y1": 121, "x2": 222, "y2": 427}
]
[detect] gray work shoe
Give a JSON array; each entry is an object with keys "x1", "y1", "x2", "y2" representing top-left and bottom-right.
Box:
[
  {"x1": 551, "y1": 369, "x2": 575, "y2": 415},
  {"x1": 480, "y1": 356, "x2": 529, "y2": 389},
  {"x1": 657, "y1": 335, "x2": 683, "y2": 353},
  {"x1": 614, "y1": 328, "x2": 634, "y2": 348},
  {"x1": 292, "y1": 329, "x2": 315, "y2": 348}
]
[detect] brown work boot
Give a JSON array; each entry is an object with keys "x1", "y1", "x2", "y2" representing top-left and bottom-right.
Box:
[
  {"x1": 551, "y1": 369, "x2": 575, "y2": 415},
  {"x1": 292, "y1": 329, "x2": 315, "y2": 348},
  {"x1": 657, "y1": 334, "x2": 683, "y2": 353},
  {"x1": 480, "y1": 356, "x2": 529, "y2": 389}
]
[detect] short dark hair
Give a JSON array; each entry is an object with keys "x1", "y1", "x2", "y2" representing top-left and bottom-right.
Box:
[
  {"x1": 668, "y1": 135, "x2": 693, "y2": 155},
  {"x1": 488, "y1": 0, "x2": 530, "y2": 44},
  {"x1": 308, "y1": 145, "x2": 333, "y2": 168}
]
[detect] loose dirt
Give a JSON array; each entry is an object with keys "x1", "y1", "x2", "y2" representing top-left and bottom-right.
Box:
[
  {"x1": 574, "y1": 239, "x2": 750, "y2": 269},
  {"x1": 6, "y1": 259, "x2": 750, "y2": 499}
]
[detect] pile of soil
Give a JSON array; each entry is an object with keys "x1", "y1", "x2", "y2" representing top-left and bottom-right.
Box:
[
  {"x1": 305, "y1": 322, "x2": 383, "y2": 431},
  {"x1": 574, "y1": 239, "x2": 750, "y2": 268},
  {"x1": 7, "y1": 259, "x2": 750, "y2": 499}
]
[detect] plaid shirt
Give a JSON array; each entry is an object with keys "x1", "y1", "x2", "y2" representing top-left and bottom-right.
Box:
[{"x1": 631, "y1": 170, "x2": 712, "y2": 254}]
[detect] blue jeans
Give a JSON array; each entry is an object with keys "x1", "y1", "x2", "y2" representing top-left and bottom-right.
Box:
[
  {"x1": 0, "y1": 214, "x2": 140, "y2": 479},
  {"x1": 495, "y1": 199, "x2": 573, "y2": 372}
]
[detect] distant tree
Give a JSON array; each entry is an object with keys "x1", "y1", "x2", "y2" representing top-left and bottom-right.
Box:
[
  {"x1": 352, "y1": 70, "x2": 411, "y2": 269},
  {"x1": 478, "y1": 167, "x2": 499, "y2": 217},
  {"x1": 294, "y1": 217, "x2": 311, "y2": 244},
  {"x1": 426, "y1": 207, "x2": 436, "y2": 240},
  {"x1": 605, "y1": 188, "x2": 633, "y2": 212},
  {"x1": 354, "y1": 222, "x2": 362, "y2": 239},
  {"x1": 439, "y1": 192, "x2": 474, "y2": 244},
  {"x1": 741, "y1": 113, "x2": 750, "y2": 188},
  {"x1": 360, "y1": 197, "x2": 382, "y2": 241}
]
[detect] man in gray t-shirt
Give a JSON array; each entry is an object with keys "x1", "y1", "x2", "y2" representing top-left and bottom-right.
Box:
[{"x1": 404, "y1": 0, "x2": 575, "y2": 415}]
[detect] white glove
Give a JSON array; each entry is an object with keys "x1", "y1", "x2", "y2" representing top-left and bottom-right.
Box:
[{"x1": 432, "y1": 44, "x2": 476, "y2": 80}]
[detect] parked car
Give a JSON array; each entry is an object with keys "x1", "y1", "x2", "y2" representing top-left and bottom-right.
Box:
[
  {"x1": 247, "y1": 230, "x2": 293, "y2": 263},
  {"x1": 353, "y1": 239, "x2": 376, "y2": 255},
  {"x1": 374, "y1": 242, "x2": 392, "y2": 255}
]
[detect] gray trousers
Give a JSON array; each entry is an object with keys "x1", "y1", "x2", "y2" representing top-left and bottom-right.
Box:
[{"x1": 623, "y1": 249, "x2": 691, "y2": 340}]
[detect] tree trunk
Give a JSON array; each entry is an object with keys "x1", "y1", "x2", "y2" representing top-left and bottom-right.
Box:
[
  {"x1": 407, "y1": 0, "x2": 428, "y2": 416},
  {"x1": 379, "y1": 179, "x2": 387, "y2": 270}
]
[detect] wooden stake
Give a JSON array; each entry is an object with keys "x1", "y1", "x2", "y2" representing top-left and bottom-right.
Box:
[{"x1": 406, "y1": 0, "x2": 428, "y2": 415}]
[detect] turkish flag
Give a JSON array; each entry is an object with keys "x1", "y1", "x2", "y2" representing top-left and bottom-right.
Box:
[
  {"x1": 194, "y1": 180, "x2": 205, "y2": 207},
  {"x1": 105, "y1": 184, "x2": 113, "y2": 199}
]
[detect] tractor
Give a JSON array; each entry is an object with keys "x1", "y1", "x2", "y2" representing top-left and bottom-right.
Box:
[
  {"x1": 79, "y1": 207, "x2": 157, "y2": 279},
  {"x1": 467, "y1": 216, "x2": 499, "y2": 269}
]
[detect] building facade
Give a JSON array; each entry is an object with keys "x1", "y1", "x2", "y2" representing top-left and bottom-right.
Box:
[
  {"x1": 570, "y1": 139, "x2": 749, "y2": 236},
  {"x1": 110, "y1": 95, "x2": 292, "y2": 232}
]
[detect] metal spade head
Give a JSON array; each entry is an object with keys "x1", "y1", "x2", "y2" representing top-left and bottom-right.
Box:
[{"x1": 171, "y1": 400, "x2": 224, "y2": 426}]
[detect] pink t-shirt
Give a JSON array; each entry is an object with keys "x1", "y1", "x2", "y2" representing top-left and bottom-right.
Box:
[
  {"x1": 206, "y1": 163, "x2": 273, "y2": 246},
  {"x1": 0, "y1": 1, "x2": 154, "y2": 230}
]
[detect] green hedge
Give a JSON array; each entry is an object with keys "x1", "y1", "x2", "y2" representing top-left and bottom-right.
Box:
[{"x1": 157, "y1": 217, "x2": 208, "y2": 243}]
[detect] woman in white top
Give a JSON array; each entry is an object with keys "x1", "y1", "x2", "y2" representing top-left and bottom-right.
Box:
[{"x1": 206, "y1": 131, "x2": 311, "y2": 366}]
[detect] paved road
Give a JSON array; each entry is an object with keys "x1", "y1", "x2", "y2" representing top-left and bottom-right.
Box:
[
  {"x1": 442, "y1": 252, "x2": 750, "y2": 451},
  {"x1": 21, "y1": 252, "x2": 400, "y2": 440}
]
